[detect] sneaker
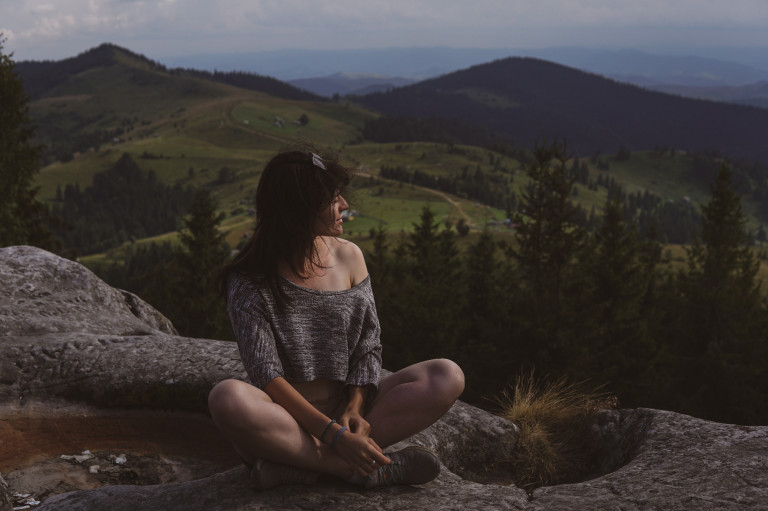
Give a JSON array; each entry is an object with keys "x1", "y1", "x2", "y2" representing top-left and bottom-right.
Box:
[
  {"x1": 250, "y1": 459, "x2": 319, "y2": 490},
  {"x1": 365, "y1": 446, "x2": 441, "y2": 488}
]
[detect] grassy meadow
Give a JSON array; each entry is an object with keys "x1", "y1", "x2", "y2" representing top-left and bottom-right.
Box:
[{"x1": 28, "y1": 55, "x2": 768, "y2": 286}]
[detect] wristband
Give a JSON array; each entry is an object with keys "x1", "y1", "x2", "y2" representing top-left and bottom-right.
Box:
[
  {"x1": 319, "y1": 419, "x2": 336, "y2": 444},
  {"x1": 330, "y1": 426, "x2": 348, "y2": 448}
]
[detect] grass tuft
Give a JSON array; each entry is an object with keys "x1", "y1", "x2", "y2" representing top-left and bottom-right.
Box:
[{"x1": 497, "y1": 370, "x2": 617, "y2": 491}]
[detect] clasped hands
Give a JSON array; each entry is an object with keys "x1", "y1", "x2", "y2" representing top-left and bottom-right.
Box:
[{"x1": 332, "y1": 409, "x2": 390, "y2": 477}]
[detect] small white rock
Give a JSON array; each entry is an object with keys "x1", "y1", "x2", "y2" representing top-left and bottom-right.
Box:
[
  {"x1": 114, "y1": 454, "x2": 127, "y2": 465},
  {"x1": 89, "y1": 465, "x2": 100, "y2": 474}
]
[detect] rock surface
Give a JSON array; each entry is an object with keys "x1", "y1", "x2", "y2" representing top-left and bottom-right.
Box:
[
  {"x1": 0, "y1": 245, "x2": 176, "y2": 337},
  {"x1": 2, "y1": 246, "x2": 767, "y2": 510}
]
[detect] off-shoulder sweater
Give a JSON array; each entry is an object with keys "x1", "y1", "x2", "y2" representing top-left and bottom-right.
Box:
[{"x1": 226, "y1": 271, "x2": 382, "y2": 391}]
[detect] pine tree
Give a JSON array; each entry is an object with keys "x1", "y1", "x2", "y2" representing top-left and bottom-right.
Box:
[
  {"x1": 0, "y1": 37, "x2": 52, "y2": 248},
  {"x1": 576, "y1": 200, "x2": 661, "y2": 404},
  {"x1": 145, "y1": 191, "x2": 231, "y2": 340},
  {"x1": 684, "y1": 164, "x2": 761, "y2": 352},
  {"x1": 375, "y1": 206, "x2": 464, "y2": 368},
  {"x1": 677, "y1": 164, "x2": 766, "y2": 423},
  {"x1": 460, "y1": 229, "x2": 513, "y2": 399},
  {"x1": 507, "y1": 141, "x2": 587, "y2": 372}
]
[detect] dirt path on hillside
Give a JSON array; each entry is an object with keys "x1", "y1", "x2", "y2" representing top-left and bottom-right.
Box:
[
  {"x1": 360, "y1": 170, "x2": 472, "y2": 225},
  {"x1": 426, "y1": 189, "x2": 471, "y2": 224}
]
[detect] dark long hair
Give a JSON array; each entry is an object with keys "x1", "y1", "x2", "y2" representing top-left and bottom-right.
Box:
[{"x1": 218, "y1": 143, "x2": 353, "y2": 306}]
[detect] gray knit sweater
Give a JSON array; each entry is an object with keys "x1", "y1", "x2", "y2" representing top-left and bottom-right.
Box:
[{"x1": 226, "y1": 272, "x2": 382, "y2": 391}]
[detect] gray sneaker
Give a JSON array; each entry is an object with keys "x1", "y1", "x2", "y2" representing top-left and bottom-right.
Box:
[{"x1": 365, "y1": 446, "x2": 441, "y2": 488}]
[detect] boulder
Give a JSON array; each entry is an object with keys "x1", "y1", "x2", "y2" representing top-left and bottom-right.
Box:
[
  {"x1": 0, "y1": 245, "x2": 175, "y2": 337},
  {"x1": 1, "y1": 246, "x2": 767, "y2": 510}
]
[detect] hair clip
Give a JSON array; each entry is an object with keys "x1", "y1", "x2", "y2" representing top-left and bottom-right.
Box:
[{"x1": 311, "y1": 153, "x2": 327, "y2": 170}]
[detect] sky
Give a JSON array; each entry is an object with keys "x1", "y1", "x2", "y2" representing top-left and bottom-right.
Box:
[{"x1": 2, "y1": 0, "x2": 768, "y2": 63}]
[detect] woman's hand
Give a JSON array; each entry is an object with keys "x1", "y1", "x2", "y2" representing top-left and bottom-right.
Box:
[
  {"x1": 332, "y1": 429, "x2": 390, "y2": 476},
  {"x1": 342, "y1": 385, "x2": 371, "y2": 436},
  {"x1": 340, "y1": 409, "x2": 371, "y2": 437}
]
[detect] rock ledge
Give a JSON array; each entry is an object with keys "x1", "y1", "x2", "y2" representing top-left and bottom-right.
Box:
[{"x1": 2, "y1": 246, "x2": 767, "y2": 510}]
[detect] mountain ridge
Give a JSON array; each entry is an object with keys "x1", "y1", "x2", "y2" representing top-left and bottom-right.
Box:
[
  {"x1": 356, "y1": 56, "x2": 768, "y2": 164},
  {"x1": 159, "y1": 46, "x2": 768, "y2": 85},
  {"x1": 15, "y1": 43, "x2": 321, "y2": 102}
]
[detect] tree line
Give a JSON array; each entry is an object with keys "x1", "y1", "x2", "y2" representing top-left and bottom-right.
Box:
[
  {"x1": 380, "y1": 164, "x2": 514, "y2": 211},
  {"x1": 88, "y1": 190, "x2": 232, "y2": 342},
  {"x1": 50, "y1": 153, "x2": 196, "y2": 255},
  {"x1": 367, "y1": 143, "x2": 767, "y2": 425},
  {"x1": 81, "y1": 143, "x2": 768, "y2": 424}
]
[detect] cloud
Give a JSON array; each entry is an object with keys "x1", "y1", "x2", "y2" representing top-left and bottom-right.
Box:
[{"x1": 2, "y1": 0, "x2": 767, "y2": 60}]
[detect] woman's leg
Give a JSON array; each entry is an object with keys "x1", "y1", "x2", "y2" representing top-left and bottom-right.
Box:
[
  {"x1": 207, "y1": 379, "x2": 353, "y2": 480},
  {"x1": 365, "y1": 358, "x2": 465, "y2": 448}
]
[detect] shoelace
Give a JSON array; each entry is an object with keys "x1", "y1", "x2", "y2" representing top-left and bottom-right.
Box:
[{"x1": 367, "y1": 459, "x2": 405, "y2": 487}]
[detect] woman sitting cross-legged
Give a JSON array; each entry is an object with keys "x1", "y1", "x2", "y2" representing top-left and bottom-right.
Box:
[{"x1": 208, "y1": 145, "x2": 465, "y2": 489}]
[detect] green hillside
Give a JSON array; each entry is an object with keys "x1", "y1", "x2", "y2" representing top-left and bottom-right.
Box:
[{"x1": 20, "y1": 44, "x2": 768, "y2": 268}]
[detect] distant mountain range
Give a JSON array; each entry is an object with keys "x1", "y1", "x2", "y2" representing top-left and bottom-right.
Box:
[
  {"x1": 160, "y1": 47, "x2": 516, "y2": 81},
  {"x1": 288, "y1": 73, "x2": 416, "y2": 97},
  {"x1": 515, "y1": 47, "x2": 768, "y2": 87},
  {"x1": 160, "y1": 46, "x2": 768, "y2": 85},
  {"x1": 15, "y1": 43, "x2": 768, "y2": 166},
  {"x1": 355, "y1": 57, "x2": 768, "y2": 164},
  {"x1": 160, "y1": 46, "x2": 768, "y2": 105},
  {"x1": 645, "y1": 82, "x2": 768, "y2": 110}
]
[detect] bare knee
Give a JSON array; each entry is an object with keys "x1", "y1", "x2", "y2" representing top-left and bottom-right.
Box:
[
  {"x1": 428, "y1": 358, "x2": 465, "y2": 403},
  {"x1": 208, "y1": 379, "x2": 255, "y2": 420}
]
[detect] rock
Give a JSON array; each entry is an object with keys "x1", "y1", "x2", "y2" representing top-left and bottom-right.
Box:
[
  {"x1": 0, "y1": 472, "x2": 11, "y2": 511},
  {"x1": 2, "y1": 246, "x2": 767, "y2": 510},
  {"x1": 0, "y1": 246, "x2": 176, "y2": 337}
]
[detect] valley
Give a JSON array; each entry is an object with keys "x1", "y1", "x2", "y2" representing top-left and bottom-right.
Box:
[{"x1": 19, "y1": 44, "x2": 768, "y2": 274}]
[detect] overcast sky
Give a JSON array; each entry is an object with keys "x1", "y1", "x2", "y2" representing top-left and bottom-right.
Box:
[{"x1": 2, "y1": 0, "x2": 768, "y2": 62}]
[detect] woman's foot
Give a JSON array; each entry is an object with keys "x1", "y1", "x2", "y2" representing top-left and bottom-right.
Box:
[
  {"x1": 365, "y1": 446, "x2": 441, "y2": 488},
  {"x1": 250, "y1": 459, "x2": 319, "y2": 490}
]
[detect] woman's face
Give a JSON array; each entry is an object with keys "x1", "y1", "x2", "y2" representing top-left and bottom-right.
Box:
[{"x1": 315, "y1": 192, "x2": 349, "y2": 237}]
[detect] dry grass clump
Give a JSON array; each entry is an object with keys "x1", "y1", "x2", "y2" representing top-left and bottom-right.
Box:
[{"x1": 497, "y1": 371, "x2": 617, "y2": 491}]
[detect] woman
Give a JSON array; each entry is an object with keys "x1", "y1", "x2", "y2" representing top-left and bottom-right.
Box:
[{"x1": 209, "y1": 145, "x2": 465, "y2": 490}]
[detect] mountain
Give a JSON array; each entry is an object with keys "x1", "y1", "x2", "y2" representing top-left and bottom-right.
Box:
[
  {"x1": 289, "y1": 73, "x2": 416, "y2": 97},
  {"x1": 514, "y1": 47, "x2": 768, "y2": 87},
  {"x1": 160, "y1": 46, "x2": 768, "y2": 87},
  {"x1": 16, "y1": 43, "x2": 320, "y2": 102},
  {"x1": 16, "y1": 43, "x2": 768, "y2": 261},
  {"x1": 160, "y1": 47, "x2": 517, "y2": 81},
  {"x1": 356, "y1": 57, "x2": 768, "y2": 164},
  {"x1": 646, "y1": 82, "x2": 768, "y2": 110},
  {"x1": 14, "y1": 43, "x2": 324, "y2": 164},
  {"x1": 18, "y1": 43, "x2": 377, "y2": 254}
]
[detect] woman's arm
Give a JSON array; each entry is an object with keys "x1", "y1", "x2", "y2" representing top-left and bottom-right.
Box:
[
  {"x1": 340, "y1": 385, "x2": 371, "y2": 436},
  {"x1": 264, "y1": 377, "x2": 335, "y2": 441},
  {"x1": 265, "y1": 377, "x2": 388, "y2": 475}
]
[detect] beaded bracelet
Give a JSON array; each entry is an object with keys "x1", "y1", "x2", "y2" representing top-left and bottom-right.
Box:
[
  {"x1": 319, "y1": 419, "x2": 336, "y2": 444},
  {"x1": 330, "y1": 426, "x2": 348, "y2": 448}
]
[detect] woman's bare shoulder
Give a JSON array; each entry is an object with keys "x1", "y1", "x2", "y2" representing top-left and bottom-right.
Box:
[{"x1": 326, "y1": 237, "x2": 368, "y2": 284}]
